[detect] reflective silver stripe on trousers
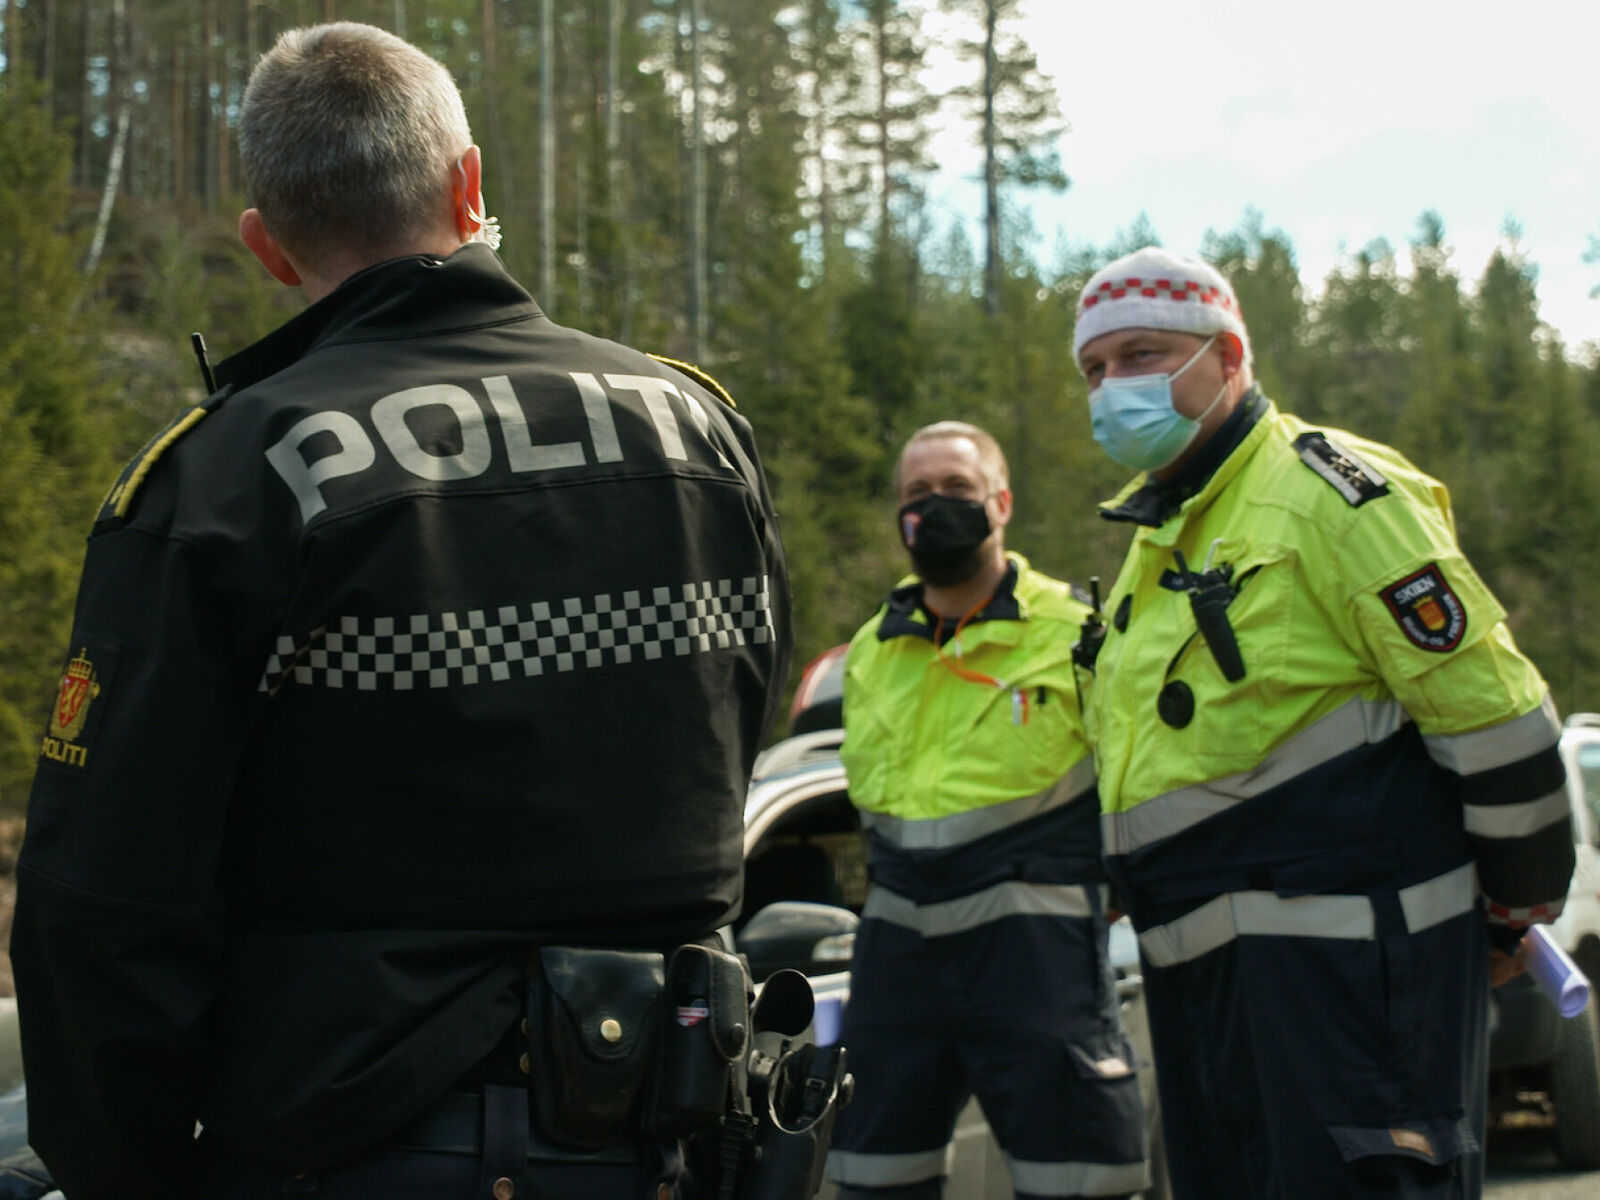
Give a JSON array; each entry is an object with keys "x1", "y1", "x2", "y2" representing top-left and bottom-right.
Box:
[
  {"x1": 1423, "y1": 692, "x2": 1560, "y2": 775},
  {"x1": 1139, "y1": 862, "x2": 1479, "y2": 968},
  {"x1": 826, "y1": 1146, "x2": 951, "y2": 1187},
  {"x1": 864, "y1": 756, "x2": 1096, "y2": 851},
  {"x1": 1008, "y1": 1155, "x2": 1151, "y2": 1198},
  {"x1": 1103, "y1": 697, "x2": 1408, "y2": 856},
  {"x1": 863, "y1": 881, "x2": 1095, "y2": 938},
  {"x1": 1464, "y1": 784, "x2": 1572, "y2": 839}
]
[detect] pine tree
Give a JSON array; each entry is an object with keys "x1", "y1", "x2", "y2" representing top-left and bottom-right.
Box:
[
  {"x1": 1201, "y1": 211, "x2": 1306, "y2": 405},
  {"x1": 0, "y1": 81, "x2": 121, "y2": 810},
  {"x1": 940, "y1": 0, "x2": 1067, "y2": 317}
]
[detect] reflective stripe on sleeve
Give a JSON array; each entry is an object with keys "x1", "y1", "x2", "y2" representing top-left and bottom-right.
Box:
[
  {"x1": 1463, "y1": 784, "x2": 1572, "y2": 839},
  {"x1": 1138, "y1": 863, "x2": 1479, "y2": 968},
  {"x1": 1102, "y1": 697, "x2": 1407, "y2": 855},
  {"x1": 864, "y1": 757, "x2": 1095, "y2": 851},
  {"x1": 826, "y1": 1146, "x2": 951, "y2": 1187},
  {"x1": 1422, "y1": 692, "x2": 1560, "y2": 776},
  {"x1": 1007, "y1": 1156, "x2": 1151, "y2": 1198},
  {"x1": 862, "y1": 881, "x2": 1094, "y2": 938}
]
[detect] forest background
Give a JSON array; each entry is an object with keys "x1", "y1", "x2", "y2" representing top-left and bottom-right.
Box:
[{"x1": 2, "y1": 0, "x2": 1600, "y2": 815}]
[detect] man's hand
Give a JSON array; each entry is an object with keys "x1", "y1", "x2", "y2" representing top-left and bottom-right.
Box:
[{"x1": 1489, "y1": 941, "x2": 1528, "y2": 989}]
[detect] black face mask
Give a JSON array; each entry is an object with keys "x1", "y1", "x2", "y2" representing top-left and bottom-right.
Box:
[{"x1": 897, "y1": 493, "x2": 992, "y2": 586}]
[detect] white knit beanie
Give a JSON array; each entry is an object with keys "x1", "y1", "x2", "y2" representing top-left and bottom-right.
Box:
[{"x1": 1072, "y1": 247, "x2": 1251, "y2": 365}]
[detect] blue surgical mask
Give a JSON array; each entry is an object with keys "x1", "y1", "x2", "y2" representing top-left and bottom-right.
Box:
[{"x1": 1088, "y1": 336, "x2": 1223, "y2": 472}]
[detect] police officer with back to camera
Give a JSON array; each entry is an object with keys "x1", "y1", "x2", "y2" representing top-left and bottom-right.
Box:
[
  {"x1": 823, "y1": 421, "x2": 1148, "y2": 1200},
  {"x1": 1071, "y1": 247, "x2": 1576, "y2": 1199},
  {"x1": 12, "y1": 22, "x2": 808, "y2": 1200}
]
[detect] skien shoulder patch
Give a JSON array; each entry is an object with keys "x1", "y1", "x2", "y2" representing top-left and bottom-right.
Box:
[
  {"x1": 1294, "y1": 431, "x2": 1389, "y2": 507},
  {"x1": 650, "y1": 354, "x2": 737, "y2": 409},
  {"x1": 1380, "y1": 563, "x2": 1466, "y2": 652}
]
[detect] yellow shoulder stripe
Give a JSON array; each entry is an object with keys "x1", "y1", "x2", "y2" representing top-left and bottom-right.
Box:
[
  {"x1": 100, "y1": 405, "x2": 209, "y2": 521},
  {"x1": 650, "y1": 354, "x2": 737, "y2": 409}
]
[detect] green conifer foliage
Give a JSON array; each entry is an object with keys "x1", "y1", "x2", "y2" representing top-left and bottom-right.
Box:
[{"x1": 0, "y1": 83, "x2": 119, "y2": 810}]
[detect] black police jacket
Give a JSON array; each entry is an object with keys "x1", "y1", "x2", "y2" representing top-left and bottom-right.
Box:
[{"x1": 13, "y1": 244, "x2": 792, "y2": 1196}]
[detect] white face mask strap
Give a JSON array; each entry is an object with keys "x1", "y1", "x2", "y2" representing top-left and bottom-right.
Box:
[
  {"x1": 457, "y1": 160, "x2": 503, "y2": 252},
  {"x1": 1170, "y1": 334, "x2": 1218, "y2": 383}
]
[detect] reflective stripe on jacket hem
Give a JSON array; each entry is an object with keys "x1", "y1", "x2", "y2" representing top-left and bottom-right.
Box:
[
  {"x1": 1139, "y1": 862, "x2": 1477, "y2": 968},
  {"x1": 1102, "y1": 697, "x2": 1407, "y2": 856},
  {"x1": 826, "y1": 1146, "x2": 951, "y2": 1187},
  {"x1": 1423, "y1": 692, "x2": 1560, "y2": 776},
  {"x1": 1008, "y1": 1156, "x2": 1151, "y2": 1198},
  {"x1": 865, "y1": 757, "x2": 1096, "y2": 851},
  {"x1": 863, "y1": 881, "x2": 1094, "y2": 938}
]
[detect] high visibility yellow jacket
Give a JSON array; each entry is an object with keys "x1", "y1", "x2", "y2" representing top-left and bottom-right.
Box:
[
  {"x1": 1085, "y1": 397, "x2": 1573, "y2": 930},
  {"x1": 841, "y1": 554, "x2": 1098, "y2": 859}
]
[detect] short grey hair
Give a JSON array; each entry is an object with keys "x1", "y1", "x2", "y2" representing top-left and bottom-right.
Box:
[
  {"x1": 895, "y1": 421, "x2": 1010, "y2": 496},
  {"x1": 238, "y1": 22, "x2": 473, "y2": 260}
]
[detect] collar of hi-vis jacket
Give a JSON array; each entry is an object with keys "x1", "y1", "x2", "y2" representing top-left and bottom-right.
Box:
[
  {"x1": 1098, "y1": 395, "x2": 1279, "y2": 542},
  {"x1": 876, "y1": 556, "x2": 1025, "y2": 645},
  {"x1": 213, "y1": 243, "x2": 539, "y2": 394},
  {"x1": 1099, "y1": 388, "x2": 1267, "y2": 527}
]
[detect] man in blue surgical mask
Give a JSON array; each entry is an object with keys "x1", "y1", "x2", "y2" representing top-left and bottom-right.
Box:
[
  {"x1": 1073, "y1": 247, "x2": 1572, "y2": 1200},
  {"x1": 825, "y1": 421, "x2": 1148, "y2": 1200}
]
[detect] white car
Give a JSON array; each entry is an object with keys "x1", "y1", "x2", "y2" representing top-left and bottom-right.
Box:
[{"x1": 1486, "y1": 711, "x2": 1600, "y2": 1167}]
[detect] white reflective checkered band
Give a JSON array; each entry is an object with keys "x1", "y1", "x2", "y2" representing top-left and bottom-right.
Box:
[{"x1": 259, "y1": 576, "x2": 773, "y2": 693}]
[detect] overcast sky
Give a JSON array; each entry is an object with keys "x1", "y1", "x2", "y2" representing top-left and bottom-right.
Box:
[{"x1": 922, "y1": 0, "x2": 1599, "y2": 350}]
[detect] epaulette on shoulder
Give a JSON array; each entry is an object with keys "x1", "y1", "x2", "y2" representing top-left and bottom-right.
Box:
[
  {"x1": 650, "y1": 353, "x2": 737, "y2": 409},
  {"x1": 96, "y1": 388, "x2": 233, "y2": 525},
  {"x1": 1293, "y1": 431, "x2": 1390, "y2": 508}
]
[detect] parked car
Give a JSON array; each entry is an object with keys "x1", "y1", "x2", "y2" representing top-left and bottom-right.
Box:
[
  {"x1": 735, "y1": 646, "x2": 1172, "y2": 1199},
  {"x1": 0, "y1": 1002, "x2": 53, "y2": 1200},
  {"x1": 1487, "y1": 711, "x2": 1600, "y2": 1167}
]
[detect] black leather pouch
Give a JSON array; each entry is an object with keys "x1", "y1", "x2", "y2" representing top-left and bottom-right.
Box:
[
  {"x1": 527, "y1": 946, "x2": 665, "y2": 1149},
  {"x1": 644, "y1": 942, "x2": 751, "y2": 1135}
]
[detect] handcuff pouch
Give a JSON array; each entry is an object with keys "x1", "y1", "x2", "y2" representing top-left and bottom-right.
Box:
[{"x1": 526, "y1": 946, "x2": 664, "y2": 1150}]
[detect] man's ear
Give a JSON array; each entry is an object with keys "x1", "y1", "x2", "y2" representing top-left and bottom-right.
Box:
[
  {"x1": 453, "y1": 144, "x2": 484, "y2": 242},
  {"x1": 1218, "y1": 332, "x2": 1246, "y2": 378},
  {"x1": 239, "y1": 209, "x2": 302, "y2": 287},
  {"x1": 990, "y1": 486, "x2": 1014, "y2": 529}
]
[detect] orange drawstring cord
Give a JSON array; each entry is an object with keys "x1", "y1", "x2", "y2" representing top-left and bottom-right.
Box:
[
  {"x1": 933, "y1": 596, "x2": 1006, "y2": 690},
  {"x1": 933, "y1": 598, "x2": 1029, "y2": 723}
]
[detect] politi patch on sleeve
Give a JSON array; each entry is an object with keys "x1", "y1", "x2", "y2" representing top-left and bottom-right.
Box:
[
  {"x1": 1380, "y1": 564, "x2": 1466, "y2": 652},
  {"x1": 1294, "y1": 432, "x2": 1389, "y2": 507},
  {"x1": 38, "y1": 640, "x2": 118, "y2": 772}
]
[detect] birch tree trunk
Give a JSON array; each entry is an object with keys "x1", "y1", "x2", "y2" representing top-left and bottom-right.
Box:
[
  {"x1": 539, "y1": 0, "x2": 555, "y2": 307},
  {"x1": 606, "y1": 0, "x2": 634, "y2": 340},
  {"x1": 83, "y1": 0, "x2": 130, "y2": 278},
  {"x1": 981, "y1": 0, "x2": 1001, "y2": 318},
  {"x1": 688, "y1": 0, "x2": 706, "y2": 361}
]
